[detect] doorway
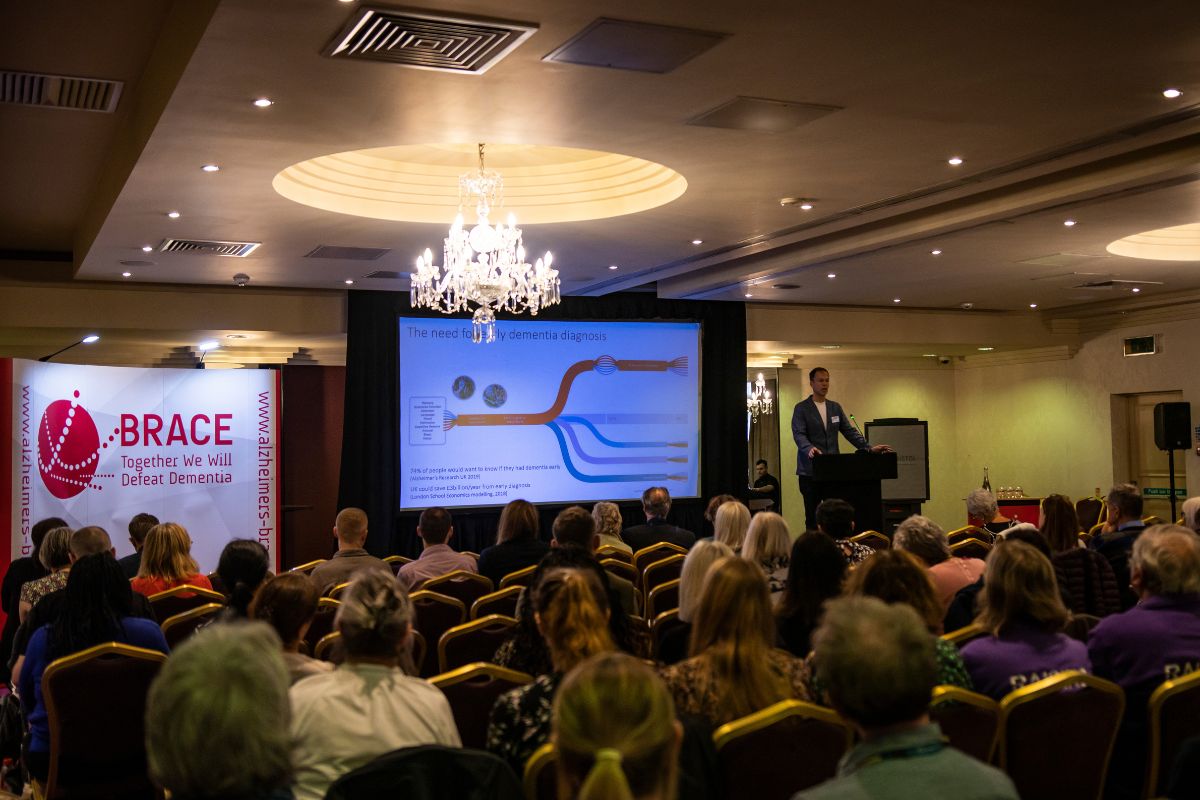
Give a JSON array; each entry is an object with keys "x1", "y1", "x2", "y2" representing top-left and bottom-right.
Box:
[{"x1": 1113, "y1": 391, "x2": 1188, "y2": 522}]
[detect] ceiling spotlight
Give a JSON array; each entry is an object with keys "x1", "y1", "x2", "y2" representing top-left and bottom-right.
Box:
[
  {"x1": 826, "y1": 272, "x2": 836, "y2": 279},
  {"x1": 167, "y1": 211, "x2": 181, "y2": 219},
  {"x1": 253, "y1": 98, "x2": 274, "y2": 108},
  {"x1": 197, "y1": 340, "x2": 220, "y2": 351},
  {"x1": 201, "y1": 164, "x2": 220, "y2": 173},
  {"x1": 141, "y1": 245, "x2": 153, "y2": 253},
  {"x1": 947, "y1": 156, "x2": 964, "y2": 166},
  {"x1": 744, "y1": 292, "x2": 753, "y2": 298},
  {"x1": 1163, "y1": 88, "x2": 1182, "y2": 99},
  {"x1": 799, "y1": 203, "x2": 814, "y2": 211},
  {"x1": 1063, "y1": 219, "x2": 1077, "y2": 227},
  {"x1": 691, "y1": 239, "x2": 703, "y2": 245},
  {"x1": 923, "y1": 353, "x2": 937, "y2": 358},
  {"x1": 978, "y1": 346, "x2": 995, "y2": 352},
  {"x1": 233, "y1": 273, "x2": 249, "y2": 287},
  {"x1": 1132, "y1": 287, "x2": 1142, "y2": 293},
  {"x1": 931, "y1": 249, "x2": 942, "y2": 256},
  {"x1": 608, "y1": 265, "x2": 619, "y2": 270},
  {"x1": 893, "y1": 298, "x2": 902, "y2": 303},
  {"x1": 81, "y1": 334, "x2": 100, "y2": 344},
  {"x1": 121, "y1": 271, "x2": 132, "y2": 278},
  {"x1": 1029, "y1": 303, "x2": 1038, "y2": 309},
  {"x1": 960, "y1": 302, "x2": 974, "y2": 310},
  {"x1": 344, "y1": 279, "x2": 355, "y2": 285}
]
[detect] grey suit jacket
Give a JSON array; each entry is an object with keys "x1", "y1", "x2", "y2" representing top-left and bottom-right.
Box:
[{"x1": 791, "y1": 396, "x2": 869, "y2": 476}]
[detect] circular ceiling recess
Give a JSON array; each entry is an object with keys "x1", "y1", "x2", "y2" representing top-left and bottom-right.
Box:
[
  {"x1": 1107, "y1": 222, "x2": 1200, "y2": 261},
  {"x1": 272, "y1": 143, "x2": 687, "y2": 224}
]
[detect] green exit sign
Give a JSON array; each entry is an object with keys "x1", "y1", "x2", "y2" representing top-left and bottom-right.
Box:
[{"x1": 1143, "y1": 487, "x2": 1185, "y2": 498}]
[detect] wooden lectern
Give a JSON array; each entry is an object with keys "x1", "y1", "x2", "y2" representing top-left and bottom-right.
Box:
[{"x1": 811, "y1": 452, "x2": 898, "y2": 534}]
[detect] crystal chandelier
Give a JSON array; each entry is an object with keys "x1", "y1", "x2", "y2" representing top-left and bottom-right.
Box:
[
  {"x1": 410, "y1": 143, "x2": 561, "y2": 343},
  {"x1": 747, "y1": 373, "x2": 773, "y2": 421}
]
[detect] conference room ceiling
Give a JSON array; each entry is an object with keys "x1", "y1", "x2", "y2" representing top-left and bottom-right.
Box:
[{"x1": 3, "y1": 0, "x2": 1200, "y2": 317}]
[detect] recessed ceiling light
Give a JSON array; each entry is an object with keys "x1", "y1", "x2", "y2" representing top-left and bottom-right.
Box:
[
  {"x1": 744, "y1": 292, "x2": 753, "y2": 298},
  {"x1": 931, "y1": 249, "x2": 942, "y2": 256},
  {"x1": 826, "y1": 272, "x2": 836, "y2": 279},
  {"x1": 978, "y1": 346, "x2": 994, "y2": 352},
  {"x1": 253, "y1": 98, "x2": 274, "y2": 108},
  {"x1": 691, "y1": 239, "x2": 703, "y2": 245},
  {"x1": 1163, "y1": 88, "x2": 1183, "y2": 99},
  {"x1": 344, "y1": 279, "x2": 355, "y2": 285},
  {"x1": 167, "y1": 211, "x2": 181, "y2": 219},
  {"x1": 225, "y1": 334, "x2": 247, "y2": 340},
  {"x1": 121, "y1": 271, "x2": 132, "y2": 278},
  {"x1": 1029, "y1": 303, "x2": 1038, "y2": 309},
  {"x1": 608, "y1": 265, "x2": 619, "y2": 270},
  {"x1": 799, "y1": 203, "x2": 814, "y2": 211},
  {"x1": 201, "y1": 164, "x2": 220, "y2": 173},
  {"x1": 923, "y1": 353, "x2": 937, "y2": 358},
  {"x1": 1063, "y1": 219, "x2": 1077, "y2": 227},
  {"x1": 141, "y1": 244, "x2": 153, "y2": 253},
  {"x1": 1132, "y1": 287, "x2": 1142, "y2": 293},
  {"x1": 947, "y1": 157, "x2": 964, "y2": 166},
  {"x1": 893, "y1": 298, "x2": 901, "y2": 303}
]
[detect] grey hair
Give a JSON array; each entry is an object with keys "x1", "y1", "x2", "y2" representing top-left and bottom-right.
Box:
[
  {"x1": 713, "y1": 501, "x2": 750, "y2": 551},
  {"x1": 39, "y1": 526, "x2": 73, "y2": 570},
  {"x1": 146, "y1": 622, "x2": 291, "y2": 799},
  {"x1": 336, "y1": 568, "x2": 412, "y2": 658},
  {"x1": 1132, "y1": 525, "x2": 1200, "y2": 596},
  {"x1": 813, "y1": 596, "x2": 935, "y2": 728},
  {"x1": 1181, "y1": 497, "x2": 1200, "y2": 535},
  {"x1": 591, "y1": 501, "x2": 623, "y2": 539},
  {"x1": 678, "y1": 540, "x2": 733, "y2": 623},
  {"x1": 741, "y1": 511, "x2": 791, "y2": 565},
  {"x1": 966, "y1": 489, "x2": 998, "y2": 522},
  {"x1": 892, "y1": 515, "x2": 951, "y2": 566}
]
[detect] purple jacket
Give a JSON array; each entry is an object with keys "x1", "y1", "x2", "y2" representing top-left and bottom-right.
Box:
[
  {"x1": 1087, "y1": 594, "x2": 1200, "y2": 693},
  {"x1": 960, "y1": 625, "x2": 1091, "y2": 700}
]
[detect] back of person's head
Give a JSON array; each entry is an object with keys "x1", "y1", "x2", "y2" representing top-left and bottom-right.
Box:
[
  {"x1": 39, "y1": 526, "x2": 73, "y2": 571},
  {"x1": 712, "y1": 501, "x2": 750, "y2": 551},
  {"x1": 336, "y1": 569, "x2": 411, "y2": 660},
  {"x1": 1107, "y1": 483, "x2": 1143, "y2": 520},
  {"x1": 1039, "y1": 494, "x2": 1081, "y2": 553},
  {"x1": 139, "y1": 522, "x2": 200, "y2": 582},
  {"x1": 69, "y1": 525, "x2": 112, "y2": 559},
  {"x1": 998, "y1": 524, "x2": 1052, "y2": 560},
  {"x1": 977, "y1": 540, "x2": 1068, "y2": 635},
  {"x1": 1183, "y1": 497, "x2": 1200, "y2": 536},
  {"x1": 642, "y1": 486, "x2": 671, "y2": 518},
  {"x1": 218, "y1": 539, "x2": 270, "y2": 617},
  {"x1": 592, "y1": 502, "x2": 623, "y2": 539},
  {"x1": 892, "y1": 515, "x2": 950, "y2": 566},
  {"x1": 554, "y1": 653, "x2": 679, "y2": 800},
  {"x1": 554, "y1": 506, "x2": 596, "y2": 549},
  {"x1": 147, "y1": 622, "x2": 291, "y2": 800},
  {"x1": 30, "y1": 517, "x2": 68, "y2": 558},
  {"x1": 417, "y1": 506, "x2": 453, "y2": 544},
  {"x1": 250, "y1": 572, "x2": 320, "y2": 647},
  {"x1": 742, "y1": 511, "x2": 790, "y2": 565},
  {"x1": 704, "y1": 494, "x2": 737, "y2": 523},
  {"x1": 128, "y1": 512, "x2": 159, "y2": 548},
  {"x1": 843, "y1": 549, "x2": 943, "y2": 634},
  {"x1": 966, "y1": 489, "x2": 999, "y2": 522},
  {"x1": 334, "y1": 507, "x2": 368, "y2": 545},
  {"x1": 1132, "y1": 525, "x2": 1200, "y2": 596},
  {"x1": 815, "y1": 499, "x2": 856, "y2": 539},
  {"x1": 777, "y1": 532, "x2": 846, "y2": 623},
  {"x1": 50, "y1": 552, "x2": 132, "y2": 659},
  {"x1": 678, "y1": 540, "x2": 733, "y2": 623},
  {"x1": 497, "y1": 498, "x2": 539, "y2": 544},
  {"x1": 814, "y1": 596, "x2": 936, "y2": 730},
  {"x1": 533, "y1": 568, "x2": 614, "y2": 672}
]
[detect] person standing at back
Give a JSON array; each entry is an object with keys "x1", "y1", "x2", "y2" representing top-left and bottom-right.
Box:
[
  {"x1": 309, "y1": 508, "x2": 388, "y2": 594},
  {"x1": 622, "y1": 487, "x2": 695, "y2": 553}
]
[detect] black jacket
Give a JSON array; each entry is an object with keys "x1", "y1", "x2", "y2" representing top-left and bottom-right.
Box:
[{"x1": 622, "y1": 518, "x2": 695, "y2": 553}]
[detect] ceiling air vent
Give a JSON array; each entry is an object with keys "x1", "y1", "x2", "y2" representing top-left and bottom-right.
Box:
[
  {"x1": 0, "y1": 70, "x2": 123, "y2": 112},
  {"x1": 306, "y1": 245, "x2": 390, "y2": 260},
  {"x1": 364, "y1": 270, "x2": 409, "y2": 280},
  {"x1": 324, "y1": 7, "x2": 536, "y2": 74},
  {"x1": 544, "y1": 18, "x2": 727, "y2": 74},
  {"x1": 159, "y1": 239, "x2": 260, "y2": 258},
  {"x1": 688, "y1": 96, "x2": 842, "y2": 133}
]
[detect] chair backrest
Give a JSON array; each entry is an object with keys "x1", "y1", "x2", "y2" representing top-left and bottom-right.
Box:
[
  {"x1": 595, "y1": 545, "x2": 633, "y2": 564},
  {"x1": 42, "y1": 643, "x2": 167, "y2": 799},
  {"x1": 1063, "y1": 613, "x2": 1102, "y2": 643},
  {"x1": 599, "y1": 558, "x2": 639, "y2": 588},
  {"x1": 1146, "y1": 670, "x2": 1200, "y2": 799},
  {"x1": 633, "y1": 542, "x2": 688, "y2": 574},
  {"x1": 324, "y1": 743, "x2": 523, "y2": 800},
  {"x1": 998, "y1": 670, "x2": 1124, "y2": 800},
  {"x1": 159, "y1": 603, "x2": 223, "y2": 649},
  {"x1": 713, "y1": 699, "x2": 853, "y2": 800},
  {"x1": 437, "y1": 614, "x2": 517, "y2": 674},
  {"x1": 289, "y1": 559, "x2": 326, "y2": 575},
  {"x1": 650, "y1": 608, "x2": 688, "y2": 662},
  {"x1": 383, "y1": 554, "x2": 412, "y2": 576},
  {"x1": 1076, "y1": 498, "x2": 1104, "y2": 531},
  {"x1": 470, "y1": 586, "x2": 523, "y2": 620},
  {"x1": 430, "y1": 663, "x2": 533, "y2": 750},
  {"x1": 303, "y1": 597, "x2": 340, "y2": 654},
  {"x1": 642, "y1": 554, "x2": 685, "y2": 597},
  {"x1": 410, "y1": 590, "x2": 467, "y2": 677},
  {"x1": 929, "y1": 685, "x2": 1000, "y2": 763},
  {"x1": 499, "y1": 565, "x2": 538, "y2": 590},
  {"x1": 645, "y1": 578, "x2": 680, "y2": 620},
  {"x1": 847, "y1": 530, "x2": 890, "y2": 550},
  {"x1": 947, "y1": 525, "x2": 991, "y2": 544},
  {"x1": 314, "y1": 631, "x2": 345, "y2": 663},
  {"x1": 941, "y1": 623, "x2": 988, "y2": 648},
  {"x1": 949, "y1": 538, "x2": 992, "y2": 560},
  {"x1": 408, "y1": 630, "x2": 426, "y2": 678},
  {"x1": 1088, "y1": 521, "x2": 1106, "y2": 538},
  {"x1": 1143, "y1": 515, "x2": 1165, "y2": 526},
  {"x1": 420, "y1": 571, "x2": 495, "y2": 610},
  {"x1": 327, "y1": 581, "x2": 351, "y2": 599},
  {"x1": 523, "y1": 742, "x2": 558, "y2": 800},
  {"x1": 147, "y1": 584, "x2": 226, "y2": 623}
]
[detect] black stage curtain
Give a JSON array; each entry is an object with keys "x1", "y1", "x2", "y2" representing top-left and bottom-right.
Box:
[{"x1": 338, "y1": 291, "x2": 747, "y2": 556}]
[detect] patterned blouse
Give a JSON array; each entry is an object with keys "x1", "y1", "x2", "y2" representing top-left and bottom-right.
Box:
[
  {"x1": 486, "y1": 672, "x2": 563, "y2": 774},
  {"x1": 759, "y1": 556, "x2": 790, "y2": 604},
  {"x1": 659, "y1": 649, "x2": 812, "y2": 727},
  {"x1": 836, "y1": 539, "x2": 876, "y2": 567},
  {"x1": 803, "y1": 636, "x2": 973, "y2": 703},
  {"x1": 19, "y1": 570, "x2": 69, "y2": 609}
]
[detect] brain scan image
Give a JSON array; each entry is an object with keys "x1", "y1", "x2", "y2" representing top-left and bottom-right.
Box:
[
  {"x1": 483, "y1": 383, "x2": 508, "y2": 408},
  {"x1": 452, "y1": 375, "x2": 475, "y2": 399}
]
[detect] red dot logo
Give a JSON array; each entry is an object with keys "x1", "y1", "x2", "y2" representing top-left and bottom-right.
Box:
[{"x1": 37, "y1": 390, "x2": 101, "y2": 499}]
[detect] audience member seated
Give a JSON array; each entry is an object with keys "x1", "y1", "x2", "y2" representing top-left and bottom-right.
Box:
[
  {"x1": 814, "y1": 499, "x2": 874, "y2": 566},
  {"x1": 966, "y1": 488, "x2": 1009, "y2": 536},
  {"x1": 775, "y1": 532, "x2": 846, "y2": 658},
  {"x1": 592, "y1": 501, "x2": 633, "y2": 555},
  {"x1": 18, "y1": 525, "x2": 73, "y2": 622},
  {"x1": 0, "y1": 516, "x2": 63, "y2": 682},
  {"x1": 487, "y1": 568, "x2": 615, "y2": 772},
  {"x1": 1039, "y1": 494, "x2": 1120, "y2": 617},
  {"x1": 146, "y1": 622, "x2": 293, "y2": 800},
  {"x1": 552, "y1": 505, "x2": 638, "y2": 615},
  {"x1": 250, "y1": 571, "x2": 334, "y2": 684},
  {"x1": 702, "y1": 494, "x2": 738, "y2": 540},
  {"x1": 554, "y1": 653, "x2": 681, "y2": 800},
  {"x1": 1089, "y1": 483, "x2": 1147, "y2": 610},
  {"x1": 959, "y1": 541, "x2": 1089, "y2": 700},
  {"x1": 838, "y1": 550, "x2": 972, "y2": 690},
  {"x1": 118, "y1": 512, "x2": 158, "y2": 580},
  {"x1": 793, "y1": 596, "x2": 1019, "y2": 800},
  {"x1": 749, "y1": 458, "x2": 782, "y2": 510},
  {"x1": 215, "y1": 539, "x2": 270, "y2": 620},
  {"x1": 477, "y1": 499, "x2": 551, "y2": 586},
  {"x1": 290, "y1": 570, "x2": 460, "y2": 800},
  {"x1": 131, "y1": 522, "x2": 214, "y2": 597},
  {"x1": 658, "y1": 540, "x2": 732, "y2": 665},
  {"x1": 309, "y1": 508, "x2": 388, "y2": 594},
  {"x1": 660, "y1": 556, "x2": 811, "y2": 727},
  {"x1": 19, "y1": 553, "x2": 170, "y2": 784},
  {"x1": 712, "y1": 500, "x2": 749, "y2": 554},
  {"x1": 941, "y1": 526, "x2": 1051, "y2": 633},
  {"x1": 741, "y1": 511, "x2": 791, "y2": 603},
  {"x1": 1181, "y1": 496, "x2": 1200, "y2": 536},
  {"x1": 398, "y1": 506, "x2": 478, "y2": 590},
  {"x1": 622, "y1": 487, "x2": 696, "y2": 553},
  {"x1": 894, "y1": 515, "x2": 984, "y2": 612}
]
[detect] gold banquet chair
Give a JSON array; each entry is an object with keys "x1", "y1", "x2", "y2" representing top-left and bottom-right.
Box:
[
  {"x1": 1145, "y1": 670, "x2": 1200, "y2": 799},
  {"x1": 470, "y1": 585, "x2": 523, "y2": 620},
  {"x1": 431, "y1": 663, "x2": 532, "y2": 751},
  {"x1": 419, "y1": 570, "x2": 494, "y2": 610},
  {"x1": 409, "y1": 590, "x2": 467, "y2": 676},
  {"x1": 159, "y1": 602, "x2": 223, "y2": 649},
  {"x1": 437, "y1": 614, "x2": 517, "y2": 673},
  {"x1": 523, "y1": 743, "x2": 557, "y2": 800},
  {"x1": 929, "y1": 685, "x2": 1000, "y2": 763},
  {"x1": 147, "y1": 584, "x2": 225, "y2": 623}
]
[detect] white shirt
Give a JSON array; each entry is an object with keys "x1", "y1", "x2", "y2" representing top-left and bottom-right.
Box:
[
  {"x1": 815, "y1": 399, "x2": 828, "y2": 428},
  {"x1": 290, "y1": 662, "x2": 462, "y2": 800}
]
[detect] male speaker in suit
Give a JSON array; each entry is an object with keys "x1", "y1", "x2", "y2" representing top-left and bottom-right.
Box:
[{"x1": 791, "y1": 367, "x2": 891, "y2": 531}]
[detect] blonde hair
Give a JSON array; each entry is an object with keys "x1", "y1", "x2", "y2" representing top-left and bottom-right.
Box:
[
  {"x1": 975, "y1": 540, "x2": 1068, "y2": 635},
  {"x1": 497, "y1": 499, "x2": 539, "y2": 544},
  {"x1": 591, "y1": 502, "x2": 623, "y2": 539},
  {"x1": 742, "y1": 511, "x2": 791, "y2": 565},
  {"x1": 713, "y1": 501, "x2": 750, "y2": 551},
  {"x1": 678, "y1": 540, "x2": 733, "y2": 623},
  {"x1": 138, "y1": 523, "x2": 200, "y2": 582},
  {"x1": 554, "y1": 653, "x2": 678, "y2": 800},
  {"x1": 534, "y1": 569, "x2": 615, "y2": 672}
]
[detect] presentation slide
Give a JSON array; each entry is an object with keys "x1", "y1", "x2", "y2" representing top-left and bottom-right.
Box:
[{"x1": 399, "y1": 317, "x2": 701, "y2": 510}]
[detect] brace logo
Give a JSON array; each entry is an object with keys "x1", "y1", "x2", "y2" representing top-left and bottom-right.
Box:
[{"x1": 37, "y1": 390, "x2": 104, "y2": 499}]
